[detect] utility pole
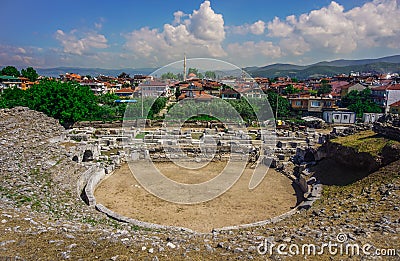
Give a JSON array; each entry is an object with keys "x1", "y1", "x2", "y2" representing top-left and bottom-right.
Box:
[
  {"x1": 275, "y1": 92, "x2": 279, "y2": 121},
  {"x1": 183, "y1": 53, "x2": 187, "y2": 82},
  {"x1": 141, "y1": 88, "x2": 144, "y2": 118}
]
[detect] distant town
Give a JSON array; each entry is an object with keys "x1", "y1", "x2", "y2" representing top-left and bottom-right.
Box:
[{"x1": 0, "y1": 62, "x2": 400, "y2": 126}]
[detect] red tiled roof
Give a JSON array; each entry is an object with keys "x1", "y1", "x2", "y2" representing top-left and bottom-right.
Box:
[
  {"x1": 195, "y1": 92, "x2": 215, "y2": 100},
  {"x1": 372, "y1": 85, "x2": 389, "y2": 91},
  {"x1": 139, "y1": 81, "x2": 167, "y2": 86},
  {"x1": 115, "y1": 87, "x2": 134, "y2": 93},
  {"x1": 221, "y1": 88, "x2": 239, "y2": 95},
  {"x1": 389, "y1": 100, "x2": 400, "y2": 107},
  {"x1": 330, "y1": 91, "x2": 341, "y2": 97},
  {"x1": 388, "y1": 84, "x2": 400, "y2": 90},
  {"x1": 373, "y1": 84, "x2": 400, "y2": 91},
  {"x1": 330, "y1": 81, "x2": 349, "y2": 89}
]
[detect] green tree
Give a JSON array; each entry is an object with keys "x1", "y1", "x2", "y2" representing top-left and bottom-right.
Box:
[
  {"x1": 97, "y1": 93, "x2": 120, "y2": 106},
  {"x1": 227, "y1": 98, "x2": 256, "y2": 121},
  {"x1": 21, "y1": 67, "x2": 39, "y2": 81},
  {"x1": 176, "y1": 73, "x2": 184, "y2": 81},
  {"x1": 266, "y1": 91, "x2": 290, "y2": 118},
  {"x1": 149, "y1": 97, "x2": 167, "y2": 118},
  {"x1": 309, "y1": 89, "x2": 318, "y2": 96},
  {"x1": 161, "y1": 72, "x2": 177, "y2": 80},
  {"x1": 188, "y1": 68, "x2": 199, "y2": 76},
  {"x1": 1, "y1": 66, "x2": 20, "y2": 77},
  {"x1": 0, "y1": 79, "x2": 131, "y2": 125},
  {"x1": 123, "y1": 97, "x2": 166, "y2": 120},
  {"x1": 317, "y1": 80, "x2": 332, "y2": 96},
  {"x1": 118, "y1": 72, "x2": 130, "y2": 78},
  {"x1": 205, "y1": 71, "x2": 216, "y2": 79},
  {"x1": 0, "y1": 87, "x2": 28, "y2": 108},
  {"x1": 283, "y1": 84, "x2": 299, "y2": 95},
  {"x1": 341, "y1": 88, "x2": 381, "y2": 117},
  {"x1": 175, "y1": 86, "x2": 181, "y2": 100},
  {"x1": 26, "y1": 79, "x2": 99, "y2": 127}
]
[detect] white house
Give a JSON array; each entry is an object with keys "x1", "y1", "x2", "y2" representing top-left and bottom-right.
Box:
[
  {"x1": 372, "y1": 84, "x2": 400, "y2": 113},
  {"x1": 362, "y1": 113, "x2": 384, "y2": 123},
  {"x1": 323, "y1": 110, "x2": 356, "y2": 124},
  {"x1": 135, "y1": 81, "x2": 170, "y2": 97},
  {"x1": 80, "y1": 82, "x2": 107, "y2": 95},
  {"x1": 237, "y1": 87, "x2": 264, "y2": 99},
  {"x1": 0, "y1": 75, "x2": 21, "y2": 91}
]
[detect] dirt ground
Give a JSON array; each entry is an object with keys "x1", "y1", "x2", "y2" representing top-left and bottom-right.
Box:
[{"x1": 95, "y1": 162, "x2": 297, "y2": 232}]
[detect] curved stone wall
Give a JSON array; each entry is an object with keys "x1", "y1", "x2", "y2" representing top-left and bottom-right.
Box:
[{"x1": 84, "y1": 167, "x2": 105, "y2": 206}]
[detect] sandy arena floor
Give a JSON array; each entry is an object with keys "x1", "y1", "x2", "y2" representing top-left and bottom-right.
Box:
[{"x1": 95, "y1": 161, "x2": 297, "y2": 232}]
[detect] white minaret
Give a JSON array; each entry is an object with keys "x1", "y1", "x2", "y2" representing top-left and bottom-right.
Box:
[{"x1": 183, "y1": 53, "x2": 187, "y2": 82}]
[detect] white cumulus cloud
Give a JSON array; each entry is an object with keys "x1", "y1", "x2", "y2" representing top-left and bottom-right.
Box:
[
  {"x1": 229, "y1": 20, "x2": 266, "y2": 35},
  {"x1": 226, "y1": 41, "x2": 282, "y2": 65},
  {"x1": 123, "y1": 0, "x2": 226, "y2": 66},
  {"x1": 0, "y1": 45, "x2": 44, "y2": 67},
  {"x1": 266, "y1": 0, "x2": 400, "y2": 56},
  {"x1": 55, "y1": 29, "x2": 109, "y2": 55}
]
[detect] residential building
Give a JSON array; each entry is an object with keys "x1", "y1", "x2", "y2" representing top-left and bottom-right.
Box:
[
  {"x1": 59, "y1": 73, "x2": 82, "y2": 82},
  {"x1": 135, "y1": 81, "x2": 170, "y2": 97},
  {"x1": 178, "y1": 83, "x2": 203, "y2": 100},
  {"x1": 340, "y1": 83, "x2": 366, "y2": 97},
  {"x1": 19, "y1": 77, "x2": 38, "y2": 90},
  {"x1": 133, "y1": 74, "x2": 153, "y2": 86},
  {"x1": 238, "y1": 87, "x2": 264, "y2": 99},
  {"x1": 289, "y1": 94, "x2": 336, "y2": 116},
  {"x1": 202, "y1": 79, "x2": 221, "y2": 96},
  {"x1": 288, "y1": 94, "x2": 309, "y2": 111},
  {"x1": 0, "y1": 75, "x2": 21, "y2": 90},
  {"x1": 372, "y1": 84, "x2": 400, "y2": 113},
  {"x1": 221, "y1": 88, "x2": 240, "y2": 99},
  {"x1": 177, "y1": 89, "x2": 215, "y2": 102},
  {"x1": 389, "y1": 100, "x2": 400, "y2": 114},
  {"x1": 80, "y1": 82, "x2": 107, "y2": 95},
  {"x1": 362, "y1": 113, "x2": 384, "y2": 123},
  {"x1": 308, "y1": 97, "x2": 336, "y2": 113},
  {"x1": 115, "y1": 87, "x2": 135, "y2": 98}
]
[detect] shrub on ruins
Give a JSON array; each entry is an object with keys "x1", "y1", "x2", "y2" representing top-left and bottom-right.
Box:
[
  {"x1": 96, "y1": 93, "x2": 120, "y2": 106},
  {"x1": 0, "y1": 87, "x2": 29, "y2": 108}
]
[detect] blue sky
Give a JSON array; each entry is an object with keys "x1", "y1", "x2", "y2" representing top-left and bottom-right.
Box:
[{"x1": 1, "y1": 0, "x2": 399, "y2": 69}]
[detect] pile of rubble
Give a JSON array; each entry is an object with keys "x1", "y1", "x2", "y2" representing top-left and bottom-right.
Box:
[
  {"x1": 373, "y1": 114, "x2": 400, "y2": 141},
  {"x1": 0, "y1": 107, "x2": 101, "y2": 221}
]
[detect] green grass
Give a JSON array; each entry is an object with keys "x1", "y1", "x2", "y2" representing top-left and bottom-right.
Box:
[
  {"x1": 191, "y1": 133, "x2": 203, "y2": 140},
  {"x1": 187, "y1": 114, "x2": 220, "y2": 121},
  {"x1": 134, "y1": 132, "x2": 148, "y2": 139},
  {"x1": 331, "y1": 130, "x2": 400, "y2": 156},
  {"x1": 101, "y1": 148, "x2": 119, "y2": 157}
]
